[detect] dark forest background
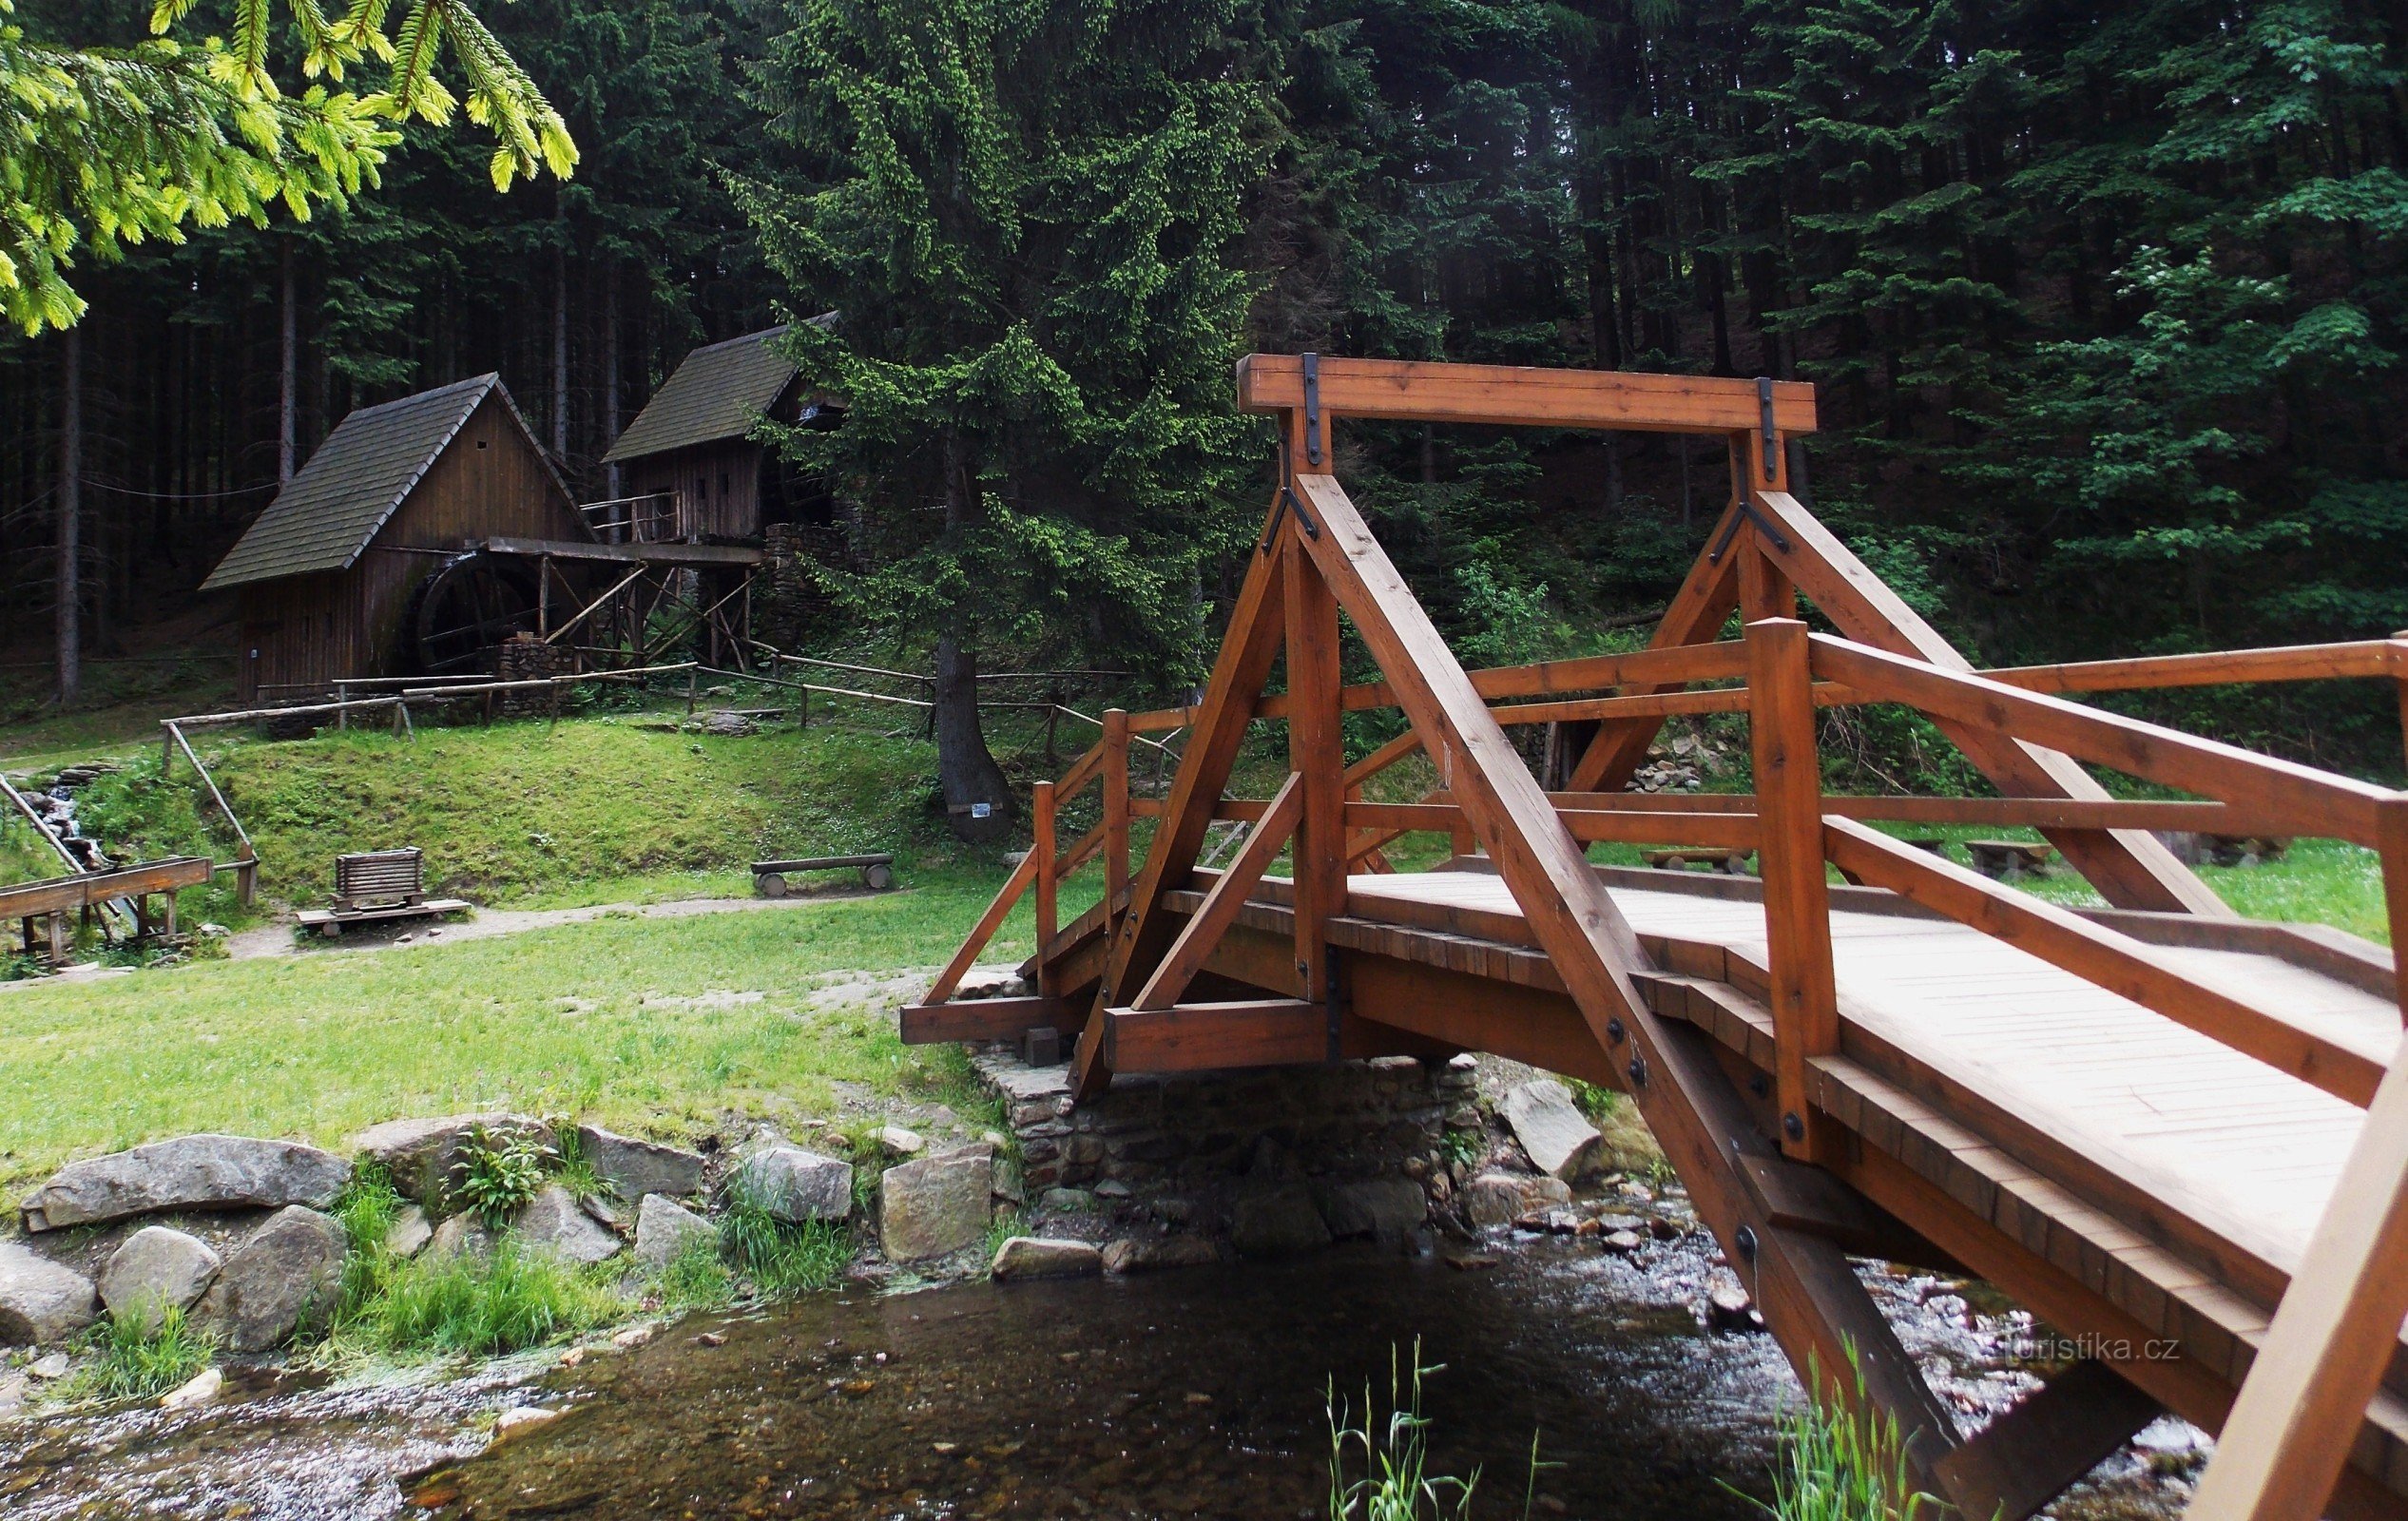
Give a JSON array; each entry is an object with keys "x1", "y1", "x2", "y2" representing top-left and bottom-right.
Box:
[{"x1": 4, "y1": 0, "x2": 2403, "y2": 770}]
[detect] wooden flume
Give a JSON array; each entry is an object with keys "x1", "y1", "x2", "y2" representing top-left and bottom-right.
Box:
[{"x1": 905, "y1": 356, "x2": 2408, "y2": 1520}]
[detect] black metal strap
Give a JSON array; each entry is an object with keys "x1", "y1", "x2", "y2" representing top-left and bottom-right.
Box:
[
  {"x1": 1260, "y1": 484, "x2": 1320, "y2": 555},
  {"x1": 1757, "y1": 375, "x2": 1778, "y2": 483},
  {"x1": 1706, "y1": 494, "x2": 1796, "y2": 565},
  {"x1": 1302, "y1": 351, "x2": 1322, "y2": 468}
]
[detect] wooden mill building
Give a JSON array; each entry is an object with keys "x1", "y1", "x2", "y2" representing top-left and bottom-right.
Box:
[
  {"x1": 202, "y1": 374, "x2": 585, "y2": 703},
  {"x1": 599, "y1": 322, "x2": 833, "y2": 540}
]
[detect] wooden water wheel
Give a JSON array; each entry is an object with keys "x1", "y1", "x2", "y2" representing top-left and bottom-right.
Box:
[{"x1": 409, "y1": 550, "x2": 542, "y2": 675}]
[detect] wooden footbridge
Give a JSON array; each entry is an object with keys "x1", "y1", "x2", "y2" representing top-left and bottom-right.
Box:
[{"x1": 903, "y1": 356, "x2": 2408, "y2": 1520}]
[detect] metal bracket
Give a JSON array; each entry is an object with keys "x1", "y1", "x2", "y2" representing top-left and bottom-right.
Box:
[
  {"x1": 1302, "y1": 351, "x2": 1322, "y2": 468},
  {"x1": 1260, "y1": 484, "x2": 1320, "y2": 556},
  {"x1": 1757, "y1": 375, "x2": 1778, "y2": 483},
  {"x1": 1706, "y1": 494, "x2": 1795, "y2": 566}
]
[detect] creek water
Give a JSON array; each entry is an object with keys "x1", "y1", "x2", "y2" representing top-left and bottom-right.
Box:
[{"x1": 2, "y1": 1234, "x2": 2194, "y2": 1519}]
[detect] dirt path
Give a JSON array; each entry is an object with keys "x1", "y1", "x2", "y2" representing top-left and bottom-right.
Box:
[{"x1": 222, "y1": 891, "x2": 859, "y2": 960}]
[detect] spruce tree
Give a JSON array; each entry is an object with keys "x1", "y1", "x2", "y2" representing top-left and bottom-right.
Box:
[{"x1": 739, "y1": 0, "x2": 1266, "y2": 839}]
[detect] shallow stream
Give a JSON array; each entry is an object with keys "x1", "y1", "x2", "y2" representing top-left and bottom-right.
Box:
[{"x1": 2, "y1": 1235, "x2": 2194, "y2": 1519}]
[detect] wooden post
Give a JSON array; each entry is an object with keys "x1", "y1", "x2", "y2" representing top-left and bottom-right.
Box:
[
  {"x1": 162, "y1": 724, "x2": 175, "y2": 779},
  {"x1": 1032, "y1": 780, "x2": 1058, "y2": 966},
  {"x1": 238, "y1": 852, "x2": 258, "y2": 910},
  {"x1": 1103, "y1": 708, "x2": 1130, "y2": 914},
  {"x1": 686, "y1": 666, "x2": 698, "y2": 717},
  {"x1": 2392, "y1": 630, "x2": 2406, "y2": 777},
  {"x1": 336, "y1": 683, "x2": 347, "y2": 731},
  {"x1": 1747, "y1": 616, "x2": 1839, "y2": 1163},
  {"x1": 1283, "y1": 535, "x2": 1345, "y2": 1004}
]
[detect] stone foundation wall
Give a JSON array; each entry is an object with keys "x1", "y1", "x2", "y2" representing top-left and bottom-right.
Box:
[
  {"x1": 495, "y1": 635, "x2": 575, "y2": 716},
  {"x1": 978, "y1": 1049, "x2": 1478, "y2": 1207}
]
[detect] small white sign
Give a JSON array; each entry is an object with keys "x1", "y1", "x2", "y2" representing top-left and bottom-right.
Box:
[{"x1": 971, "y1": 801, "x2": 992, "y2": 819}]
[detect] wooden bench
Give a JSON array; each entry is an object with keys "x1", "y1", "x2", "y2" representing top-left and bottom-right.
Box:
[
  {"x1": 298, "y1": 848, "x2": 472, "y2": 937},
  {"x1": 1964, "y1": 838, "x2": 2057, "y2": 879},
  {"x1": 753, "y1": 853, "x2": 896, "y2": 896},
  {"x1": 1641, "y1": 847, "x2": 1753, "y2": 876}
]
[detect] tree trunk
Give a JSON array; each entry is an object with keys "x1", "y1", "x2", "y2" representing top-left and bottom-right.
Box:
[
  {"x1": 551, "y1": 243, "x2": 570, "y2": 463},
  {"x1": 934, "y1": 428, "x2": 1012, "y2": 843},
  {"x1": 603, "y1": 264, "x2": 623, "y2": 499},
  {"x1": 279, "y1": 241, "x2": 299, "y2": 483},
  {"x1": 55, "y1": 325, "x2": 81, "y2": 708}
]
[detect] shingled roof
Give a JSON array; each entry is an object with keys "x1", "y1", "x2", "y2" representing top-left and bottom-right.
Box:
[
  {"x1": 601, "y1": 325, "x2": 802, "y2": 464},
  {"x1": 201, "y1": 375, "x2": 543, "y2": 591}
]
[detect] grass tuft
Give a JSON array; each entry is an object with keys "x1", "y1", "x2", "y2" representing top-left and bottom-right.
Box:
[
  {"x1": 653, "y1": 1230, "x2": 736, "y2": 1311},
  {"x1": 336, "y1": 1242, "x2": 625, "y2": 1357},
  {"x1": 1748, "y1": 1344, "x2": 1936, "y2": 1521},
  {"x1": 717, "y1": 1197, "x2": 851, "y2": 1296},
  {"x1": 1326, "y1": 1338, "x2": 1547, "y2": 1520},
  {"x1": 66, "y1": 1304, "x2": 214, "y2": 1403}
]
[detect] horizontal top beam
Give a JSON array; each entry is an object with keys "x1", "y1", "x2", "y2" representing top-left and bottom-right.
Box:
[
  {"x1": 1235, "y1": 355, "x2": 1818, "y2": 436},
  {"x1": 479, "y1": 536, "x2": 767, "y2": 567}
]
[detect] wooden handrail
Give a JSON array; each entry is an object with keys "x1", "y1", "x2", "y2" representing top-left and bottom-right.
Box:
[
  {"x1": 1810, "y1": 635, "x2": 2398, "y2": 848},
  {"x1": 922, "y1": 846, "x2": 1044, "y2": 1006},
  {"x1": 1981, "y1": 638, "x2": 2405, "y2": 695}
]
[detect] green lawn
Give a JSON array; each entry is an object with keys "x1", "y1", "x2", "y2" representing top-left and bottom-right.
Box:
[{"x1": 0, "y1": 870, "x2": 1052, "y2": 1197}]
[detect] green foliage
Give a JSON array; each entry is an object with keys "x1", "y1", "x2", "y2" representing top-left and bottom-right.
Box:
[
  {"x1": 452, "y1": 1123, "x2": 552, "y2": 1228},
  {"x1": 339, "y1": 1242, "x2": 623, "y2": 1356},
  {"x1": 716, "y1": 1197, "x2": 850, "y2": 1296},
  {"x1": 739, "y1": 0, "x2": 1268, "y2": 697},
  {"x1": 1325, "y1": 1339, "x2": 1544, "y2": 1521},
  {"x1": 652, "y1": 1230, "x2": 735, "y2": 1311},
  {"x1": 1436, "y1": 1128, "x2": 1482, "y2": 1170},
  {"x1": 0, "y1": 0, "x2": 575, "y2": 334},
  {"x1": 1747, "y1": 1345, "x2": 1936, "y2": 1521},
  {"x1": 67, "y1": 1303, "x2": 214, "y2": 1403}
]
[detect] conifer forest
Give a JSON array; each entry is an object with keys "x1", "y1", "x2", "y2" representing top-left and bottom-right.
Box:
[{"x1": 4, "y1": 0, "x2": 2404, "y2": 773}]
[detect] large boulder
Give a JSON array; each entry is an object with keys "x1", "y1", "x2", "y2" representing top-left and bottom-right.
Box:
[
  {"x1": 198, "y1": 1205, "x2": 348, "y2": 1353},
  {"x1": 991, "y1": 1237, "x2": 1101, "y2": 1280},
  {"x1": 96, "y1": 1226, "x2": 222, "y2": 1334},
  {"x1": 877, "y1": 1150, "x2": 992, "y2": 1262},
  {"x1": 728, "y1": 1139, "x2": 852, "y2": 1224},
  {"x1": 1100, "y1": 1236, "x2": 1219, "y2": 1275},
  {"x1": 385, "y1": 1204, "x2": 434, "y2": 1260},
  {"x1": 513, "y1": 1185, "x2": 622, "y2": 1264},
  {"x1": 575, "y1": 1125, "x2": 705, "y2": 1202},
  {"x1": 1461, "y1": 1171, "x2": 1571, "y2": 1230},
  {"x1": 0, "y1": 1242, "x2": 97, "y2": 1345},
  {"x1": 21, "y1": 1135, "x2": 350, "y2": 1231},
  {"x1": 1231, "y1": 1183, "x2": 1332, "y2": 1258},
  {"x1": 1498, "y1": 1079, "x2": 1603, "y2": 1182},
  {"x1": 426, "y1": 1213, "x2": 497, "y2": 1262},
  {"x1": 352, "y1": 1114, "x2": 549, "y2": 1211},
  {"x1": 633, "y1": 1194, "x2": 718, "y2": 1270},
  {"x1": 1315, "y1": 1179, "x2": 1429, "y2": 1244}
]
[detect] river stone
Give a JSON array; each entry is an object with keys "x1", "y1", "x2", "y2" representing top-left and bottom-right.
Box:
[
  {"x1": 1231, "y1": 1183, "x2": 1332, "y2": 1258},
  {"x1": 1461, "y1": 1171, "x2": 1571, "y2": 1230},
  {"x1": 198, "y1": 1205, "x2": 347, "y2": 1353},
  {"x1": 872, "y1": 1125, "x2": 925, "y2": 1157},
  {"x1": 633, "y1": 1194, "x2": 717, "y2": 1270},
  {"x1": 352, "y1": 1114, "x2": 549, "y2": 1211},
  {"x1": 1100, "y1": 1236, "x2": 1219, "y2": 1275},
  {"x1": 21, "y1": 1135, "x2": 351, "y2": 1231},
  {"x1": 729, "y1": 1140, "x2": 853, "y2": 1223},
  {"x1": 161, "y1": 1366, "x2": 224, "y2": 1411},
  {"x1": 0, "y1": 1242, "x2": 97, "y2": 1344},
  {"x1": 878, "y1": 1151, "x2": 992, "y2": 1261},
  {"x1": 1314, "y1": 1179, "x2": 1428, "y2": 1244},
  {"x1": 385, "y1": 1204, "x2": 433, "y2": 1259},
  {"x1": 575, "y1": 1125, "x2": 705, "y2": 1202},
  {"x1": 96, "y1": 1226, "x2": 222, "y2": 1334},
  {"x1": 514, "y1": 1185, "x2": 622, "y2": 1264},
  {"x1": 427, "y1": 1213, "x2": 497, "y2": 1261},
  {"x1": 1498, "y1": 1079, "x2": 1602, "y2": 1182},
  {"x1": 991, "y1": 1237, "x2": 1102, "y2": 1280}
]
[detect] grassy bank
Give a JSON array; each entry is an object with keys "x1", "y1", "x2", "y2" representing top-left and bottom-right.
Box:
[
  {"x1": 41, "y1": 715, "x2": 960, "y2": 924},
  {"x1": 0, "y1": 876, "x2": 1071, "y2": 1196}
]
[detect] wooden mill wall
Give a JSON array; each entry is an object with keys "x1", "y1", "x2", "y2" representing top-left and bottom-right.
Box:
[
  {"x1": 233, "y1": 393, "x2": 581, "y2": 703},
  {"x1": 621, "y1": 438, "x2": 765, "y2": 540}
]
